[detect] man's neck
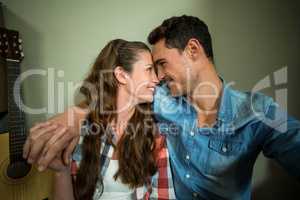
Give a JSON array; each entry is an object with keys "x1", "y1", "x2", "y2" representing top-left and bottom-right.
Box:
[{"x1": 188, "y1": 65, "x2": 223, "y2": 127}]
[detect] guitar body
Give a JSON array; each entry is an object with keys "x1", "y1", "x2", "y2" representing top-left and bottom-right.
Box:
[{"x1": 0, "y1": 133, "x2": 53, "y2": 200}]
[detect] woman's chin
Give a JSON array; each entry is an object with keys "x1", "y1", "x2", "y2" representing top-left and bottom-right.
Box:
[{"x1": 137, "y1": 96, "x2": 154, "y2": 104}]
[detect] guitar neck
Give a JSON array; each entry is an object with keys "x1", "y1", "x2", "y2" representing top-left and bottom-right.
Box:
[
  {"x1": 6, "y1": 59, "x2": 26, "y2": 163},
  {"x1": 0, "y1": 27, "x2": 25, "y2": 164}
]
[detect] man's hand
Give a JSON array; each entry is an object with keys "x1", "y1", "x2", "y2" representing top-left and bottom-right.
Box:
[
  {"x1": 23, "y1": 121, "x2": 79, "y2": 171},
  {"x1": 23, "y1": 106, "x2": 87, "y2": 171}
]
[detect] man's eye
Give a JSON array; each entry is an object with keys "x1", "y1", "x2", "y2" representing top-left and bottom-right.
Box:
[{"x1": 160, "y1": 62, "x2": 166, "y2": 67}]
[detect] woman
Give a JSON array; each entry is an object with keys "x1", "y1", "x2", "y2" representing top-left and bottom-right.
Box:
[{"x1": 38, "y1": 39, "x2": 175, "y2": 200}]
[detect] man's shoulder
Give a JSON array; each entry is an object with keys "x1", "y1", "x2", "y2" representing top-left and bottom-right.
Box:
[
  {"x1": 153, "y1": 85, "x2": 193, "y2": 124},
  {"x1": 228, "y1": 87, "x2": 275, "y2": 128}
]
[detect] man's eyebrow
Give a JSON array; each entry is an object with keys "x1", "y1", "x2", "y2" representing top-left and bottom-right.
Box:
[{"x1": 154, "y1": 58, "x2": 165, "y2": 66}]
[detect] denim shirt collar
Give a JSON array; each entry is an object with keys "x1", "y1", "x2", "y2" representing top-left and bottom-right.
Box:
[
  {"x1": 180, "y1": 77, "x2": 234, "y2": 125},
  {"x1": 217, "y1": 78, "x2": 234, "y2": 124}
]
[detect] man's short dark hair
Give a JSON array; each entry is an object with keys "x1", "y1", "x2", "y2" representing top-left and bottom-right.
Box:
[{"x1": 148, "y1": 15, "x2": 214, "y2": 61}]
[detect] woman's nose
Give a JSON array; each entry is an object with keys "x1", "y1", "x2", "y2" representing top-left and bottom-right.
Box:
[{"x1": 152, "y1": 72, "x2": 159, "y2": 85}]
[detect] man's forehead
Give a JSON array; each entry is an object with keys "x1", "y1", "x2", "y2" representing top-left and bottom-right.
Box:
[
  {"x1": 151, "y1": 41, "x2": 166, "y2": 60},
  {"x1": 152, "y1": 40, "x2": 165, "y2": 51}
]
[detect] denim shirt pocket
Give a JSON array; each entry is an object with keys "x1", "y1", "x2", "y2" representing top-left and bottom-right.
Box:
[
  {"x1": 208, "y1": 138, "x2": 242, "y2": 156},
  {"x1": 204, "y1": 137, "x2": 243, "y2": 176}
]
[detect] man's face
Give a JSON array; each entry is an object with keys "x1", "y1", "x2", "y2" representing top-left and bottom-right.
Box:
[{"x1": 152, "y1": 39, "x2": 192, "y2": 97}]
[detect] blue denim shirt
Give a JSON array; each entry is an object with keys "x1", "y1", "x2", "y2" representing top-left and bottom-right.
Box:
[{"x1": 153, "y1": 81, "x2": 300, "y2": 200}]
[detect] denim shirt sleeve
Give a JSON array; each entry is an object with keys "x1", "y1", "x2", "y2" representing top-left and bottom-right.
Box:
[{"x1": 260, "y1": 102, "x2": 300, "y2": 179}]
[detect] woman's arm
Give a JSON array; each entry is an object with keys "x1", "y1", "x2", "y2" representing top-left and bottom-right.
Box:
[{"x1": 53, "y1": 168, "x2": 75, "y2": 200}]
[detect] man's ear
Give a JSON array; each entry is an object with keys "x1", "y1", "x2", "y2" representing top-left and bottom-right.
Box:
[
  {"x1": 114, "y1": 66, "x2": 129, "y2": 85},
  {"x1": 185, "y1": 38, "x2": 205, "y2": 61}
]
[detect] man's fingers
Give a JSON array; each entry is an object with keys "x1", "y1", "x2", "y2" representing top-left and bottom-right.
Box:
[
  {"x1": 27, "y1": 131, "x2": 55, "y2": 163},
  {"x1": 23, "y1": 136, "x2": 31, "y2": 159},
  {"x1": 38, "y1": 128, "x2": 74, "y2": 171},
  {"x1": 23, "y1": 122, "x2": 55, "y2": 159},
  {"x1": 40, "y1": 127, "x2": 67, "y2": 161},
  {"x1": 26, "y1": 124, "x2": 58, "y2": 163},
  {"x1": 30, "y1": 121, "x2": 52, "y2": 133},
  {"x1": 63, "y1": 137, "x2": 79, "y2": 165}
]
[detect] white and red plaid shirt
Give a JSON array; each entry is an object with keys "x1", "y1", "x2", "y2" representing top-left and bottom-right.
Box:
[{"x1": 71, "y1": 126, "x2": 176, "y2": 200}]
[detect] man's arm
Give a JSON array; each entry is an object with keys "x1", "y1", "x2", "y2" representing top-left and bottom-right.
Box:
[{"x1": 259, "y1": 103, "x2": 300, "y2": 180}]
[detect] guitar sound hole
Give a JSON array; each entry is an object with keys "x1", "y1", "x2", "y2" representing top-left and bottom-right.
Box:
[{"x1": 6, "y1": 161, "x2": 31, "y2": 179}]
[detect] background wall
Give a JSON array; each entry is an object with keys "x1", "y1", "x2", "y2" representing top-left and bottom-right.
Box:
[{"x1": 1, "y1": 0, "x2": 300, "y2": 198}]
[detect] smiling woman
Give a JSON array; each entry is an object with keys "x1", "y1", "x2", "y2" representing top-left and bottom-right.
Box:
[{"x1": 73, "y1": 39, "x2": 159, "y2": 199}]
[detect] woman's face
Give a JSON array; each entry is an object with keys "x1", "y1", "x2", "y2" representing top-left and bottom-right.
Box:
[{"x1": 127, "y1": 51, "x2": 159, "y2": 104}]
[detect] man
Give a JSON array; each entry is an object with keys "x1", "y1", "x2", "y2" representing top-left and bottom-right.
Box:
[{"x1": 23, "y1": 15, "x2": 300, "y2": 199}]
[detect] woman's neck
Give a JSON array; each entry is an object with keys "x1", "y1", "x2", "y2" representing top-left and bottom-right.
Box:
[{"x1": 112, "y1": 88, "x2": 136, "y2": 140}]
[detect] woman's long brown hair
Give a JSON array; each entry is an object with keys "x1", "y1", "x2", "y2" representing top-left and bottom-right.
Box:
[{"x1": 73, "y1": 39, "x2": 157, "y2": 199}]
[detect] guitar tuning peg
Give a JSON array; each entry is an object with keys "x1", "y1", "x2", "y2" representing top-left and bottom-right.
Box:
[
  {"x1": 5, "y1": 49, "x2": 8, "y2": 53},
  {"x1": 15, "y1": 50, "x2": 19, "y2": 54},
  {"x1": 21, "y1": 52, "x2": 24, "y2": 57},
  {"x1": 19, "y1": 45, "x2": 23, "y2": 50},
  {"x1": 18, "y1": 39, "x2": 22, "y2": 43},
  {"x1": 13, "y1": 43, "x2": 16, "y2": 47},
  {"x1": 5, "y1": 41, "x2": 8, "y2": 45},
  {"x1": 3, "y1": 34, "x2": 6, "y2": 38}
]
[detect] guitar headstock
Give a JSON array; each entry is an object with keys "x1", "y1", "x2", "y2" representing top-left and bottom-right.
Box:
[{"x1": 0, "y1": 27, "x2": 24, "y2": 62}]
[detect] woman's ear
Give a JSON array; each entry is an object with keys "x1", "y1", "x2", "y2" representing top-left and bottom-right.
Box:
[{"x1": 114, "y1": 66, "x2": 129, "y2": 85}]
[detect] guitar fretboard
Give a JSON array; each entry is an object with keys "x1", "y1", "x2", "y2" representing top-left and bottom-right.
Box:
[{"x1": 6, "y1": 58, "x2": 26, "y2": 163}]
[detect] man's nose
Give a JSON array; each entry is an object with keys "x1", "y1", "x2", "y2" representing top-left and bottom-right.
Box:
[{"x1": 157, "y1": 69, "x2": 166, "y2": 81}]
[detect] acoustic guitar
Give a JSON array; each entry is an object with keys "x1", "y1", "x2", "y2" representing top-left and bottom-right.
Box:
[{"x1": 0, "y1": 27, "x2": 53, "y2": 199}]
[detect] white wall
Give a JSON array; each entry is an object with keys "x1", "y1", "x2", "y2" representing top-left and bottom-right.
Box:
[{"x1": 2, "y1": 0, "x2": 214, "y2": 125}]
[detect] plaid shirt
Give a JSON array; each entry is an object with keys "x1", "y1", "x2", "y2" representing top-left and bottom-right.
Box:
[{"x1": 71, "y1": 125, "x2": 176, "y2": 200}]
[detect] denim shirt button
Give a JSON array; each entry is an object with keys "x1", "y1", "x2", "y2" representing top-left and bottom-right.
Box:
[
  {"x1": 186, "y1": 155, "x2": 190, "y2": 160},
  {"x1": 190, "y1": 131, "x2": 195, "y2": 136},
  {"x1": 186, "y1": 174, "x2": 190, "y2": 178},
  {"x1": 193, "y1": 193, "x2": 198, "y2": 197},
  {"x1": 222, "y1": 146, "x2": 228, "y2": 153}
]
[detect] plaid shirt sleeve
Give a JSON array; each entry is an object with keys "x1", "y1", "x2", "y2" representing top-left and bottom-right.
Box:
[{"x1": 147, "y1": 135, "x2": 176, "y2": 200}]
